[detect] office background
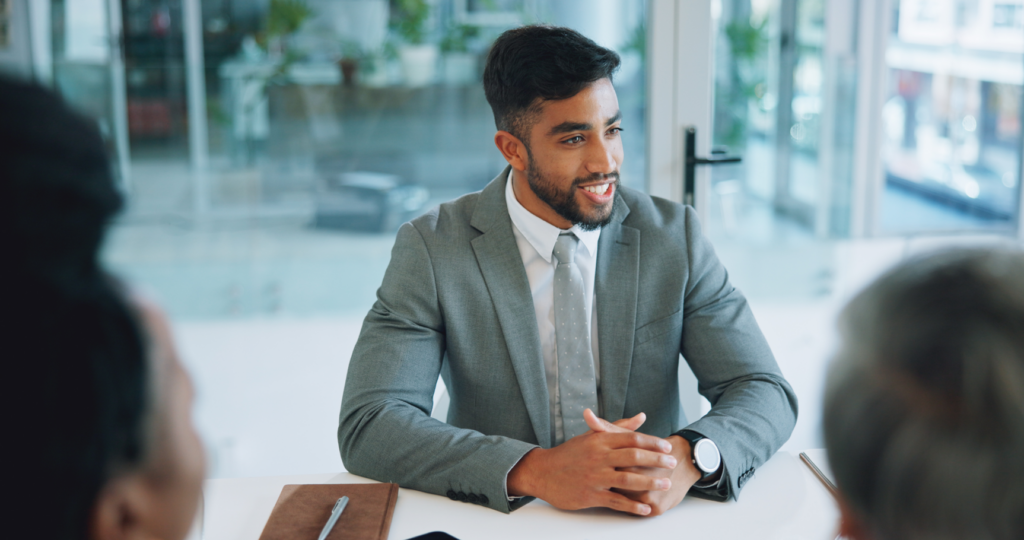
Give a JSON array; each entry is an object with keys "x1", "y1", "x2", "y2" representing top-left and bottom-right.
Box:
[{"x1": 1, "y1": 0, "x2": 1022, "y2": 478}]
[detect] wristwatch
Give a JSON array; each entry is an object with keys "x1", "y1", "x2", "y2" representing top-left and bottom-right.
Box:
[{"x1": 679, "y1": 430, "x2": 721, "y2": 481}]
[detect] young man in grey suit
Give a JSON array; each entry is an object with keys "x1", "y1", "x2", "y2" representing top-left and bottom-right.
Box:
[{"x1": 339, "y1": 25, "x2": 797, "y2": 516}]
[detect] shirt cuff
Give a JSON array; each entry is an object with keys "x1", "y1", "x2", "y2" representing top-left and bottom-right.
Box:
[
  {"x1": 504, "y1": 449, "x2": 533, "y2": 502},
  {"x1": 693, "y1": 463, "x2": 726, "y2": 490}
]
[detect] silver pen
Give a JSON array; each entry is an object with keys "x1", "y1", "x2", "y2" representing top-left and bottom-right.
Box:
[
  {"x1": 798, "y1": 452, "x2": 838, "y2": 496},
  {"x1": 317, "y1": 496, "x2": 349, "y2": 540}
]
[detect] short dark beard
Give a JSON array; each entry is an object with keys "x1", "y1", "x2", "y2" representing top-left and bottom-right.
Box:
[{"x1": 525, "y1": 156, "x2": 618, "y2": 231}]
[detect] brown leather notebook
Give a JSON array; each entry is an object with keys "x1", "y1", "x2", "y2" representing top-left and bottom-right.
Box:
[{"x1": 258, "y1": 483, "x2": 399, "y2": 540}]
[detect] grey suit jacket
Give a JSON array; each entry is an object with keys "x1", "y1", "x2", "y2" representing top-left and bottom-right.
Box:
[{"x1": 338, "y1": 169, "x2": 798, "y2": 513}]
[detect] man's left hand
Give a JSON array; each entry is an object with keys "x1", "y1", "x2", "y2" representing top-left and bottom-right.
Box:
[{"x1": 584, "y1": 414, "x2": 702, "y2": 516}]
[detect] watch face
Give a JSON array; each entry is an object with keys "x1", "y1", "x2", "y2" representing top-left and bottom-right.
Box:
[{"x1": 693, "y1": 439, "x2": 721, "y2": 473}]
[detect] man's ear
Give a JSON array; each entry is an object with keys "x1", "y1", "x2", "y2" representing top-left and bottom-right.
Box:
[
  {"x1": 89, "y1": 475, "x2": 154, "y2": 540},
  {"x1": 494, "y1": 130, "x2": 529, "y2": 171},
  {"x1": 836, "y1": 492, "x2": 871, "y2": 540}
]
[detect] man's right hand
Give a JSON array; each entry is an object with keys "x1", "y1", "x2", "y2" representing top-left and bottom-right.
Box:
[{"x1": 506, "y1": 410, "x2": 678, "y2": 516}]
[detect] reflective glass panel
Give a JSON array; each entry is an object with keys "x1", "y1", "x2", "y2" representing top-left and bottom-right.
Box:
[
  {"x1": 879, "y1": 0, "x2": 1023, "y2": 233},
  {"x1": 710, "y1": 0, "x2": 779, "y2": 235},
  {"x1": 105, "y1": 0, "x2": 649, "y2": 320},
  {"x1": 41, "y1": 0, "x2": 649, "y2": 477},
  {"x1": 786, "y1": 0, "x2": 823, "y2": 208}
]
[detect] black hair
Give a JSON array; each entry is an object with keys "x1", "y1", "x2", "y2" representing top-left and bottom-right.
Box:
[
  {"x1": 483, "y1": 25, "x2": 620, "y2": 142},
  {"x1": 824, "y1": 249, "x2": 1024, "y2": 540},
  {"x1": 1, "y1": 75, "x2": 149, "y2": 540}
]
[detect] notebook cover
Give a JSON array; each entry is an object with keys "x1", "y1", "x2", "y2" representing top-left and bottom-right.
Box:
[{"x1": 257, "y1": 483, "x2": 399, "y2": 540}]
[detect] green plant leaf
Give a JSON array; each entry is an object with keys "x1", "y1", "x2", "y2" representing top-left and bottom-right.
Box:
[
  {"x1": 392, "y1": 0, "x2": 431, "y2": 45},
  {"x1": 266, "y1": 0, "x2": 313, "y2": 38}
]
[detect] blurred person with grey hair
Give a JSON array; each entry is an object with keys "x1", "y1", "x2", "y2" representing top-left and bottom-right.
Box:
[{"x1": 823, "y1": 249, "x2": 1024, "y2": 540}]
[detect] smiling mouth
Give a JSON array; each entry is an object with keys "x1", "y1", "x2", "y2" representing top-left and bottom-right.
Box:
[{"x1": 582, "y1": 184, "x2": 611, "y2": 196}]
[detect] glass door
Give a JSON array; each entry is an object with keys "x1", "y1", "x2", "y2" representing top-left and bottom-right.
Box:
[
  {"x1": 780, "y1": 0, "x2": 825, "y2": 223},
  {"x1": 708, "y1": 0, "x2": 777, "y2": 227},
  {"x1": 709, "y1": 0, "x2": 854, "y2": 238}
]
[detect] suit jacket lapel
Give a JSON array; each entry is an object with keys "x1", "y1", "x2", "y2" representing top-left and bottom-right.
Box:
[
  {"x1": 470, "y1": 168, "x2": 552, "y2": 448},
  {"x1": 596, "y1": 194, "x2": 639, "y2": 422}
]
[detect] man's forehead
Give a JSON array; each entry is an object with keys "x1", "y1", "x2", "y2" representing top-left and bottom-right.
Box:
[{"x1": 531, "y1": 79, "x2": 620, "y2": 129}]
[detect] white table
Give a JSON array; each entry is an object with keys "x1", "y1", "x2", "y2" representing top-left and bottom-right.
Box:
[{"x1": 197, "y1": 451, "x2": 839, "y2": 540}]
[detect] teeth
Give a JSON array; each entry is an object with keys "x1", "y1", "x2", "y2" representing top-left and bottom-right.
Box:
[{"x1": 584, "y1": 184, "x2": 609, "y2": 195}]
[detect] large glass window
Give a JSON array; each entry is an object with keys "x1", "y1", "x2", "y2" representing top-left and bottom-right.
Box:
[
  {"x1": 708, "y1": 0, "x2": 836, "y2": 301},
  {"x1": 105, "y1": 0, "x2": 648, "y2": 319},
  {"x1": 705, "y1": 0, "x2": 1023, "y2": 456},
  {"x1": 879, "y1": 0, "x2": 1023, "y2": 233},
  {"x1": 39, "y1": 0, "x2": 649, "y2": 477},
  {"x1": 710, "y1": 0, "x2": 1024, "y2": 242}
]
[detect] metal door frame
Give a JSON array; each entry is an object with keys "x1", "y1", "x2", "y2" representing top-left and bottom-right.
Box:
[
  {"x1": 646, "y1": 0, "x2": 715, "y2": 422},
  {"x1": 770, "y1": 0, "x2": 819, "y2": 228},
  {"x1": 104, "y1": 0, "x2": 132, "y2": 193},
  {"x1": 647, "y1": 0, "x2": 715, "y2": 221},
  {"x1": 183, "y1": 0, "x2": 210, "y2": 216},
  {"x1": 850, "y1": 0, "x2": 893, "y2": 238}
]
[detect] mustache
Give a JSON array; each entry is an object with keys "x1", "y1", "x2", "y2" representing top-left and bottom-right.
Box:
[{"x1": 571, "y1": 171, "x2": 620, "y2": 187}]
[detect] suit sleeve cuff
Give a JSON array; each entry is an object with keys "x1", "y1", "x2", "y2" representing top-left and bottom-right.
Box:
[
  {"x1": 502, "y1": 445, "x2": 538, "y2": 509},
  {"x1": 504, "y1": 452, "x2": 529, "y2": 502},
  {"x1": 675, "y1": 428, "x2": 731, "y2": 501}
]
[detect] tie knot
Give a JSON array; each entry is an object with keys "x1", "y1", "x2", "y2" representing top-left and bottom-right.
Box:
[{"x1": 553, "y1": 232, "x2": 579, "y2": 265}]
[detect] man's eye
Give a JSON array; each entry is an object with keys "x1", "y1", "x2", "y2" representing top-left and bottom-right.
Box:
[
  {"x1": 609, "y1": 127, "x2": 623, "y2": 135},
  {"x1": 564, "y1": 135, "x2": 584, "y2": 144}
]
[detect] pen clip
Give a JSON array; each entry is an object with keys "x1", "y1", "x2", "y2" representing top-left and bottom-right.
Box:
[{"x1": 332, "y1": 497, "x2": 347, "y2": 512}]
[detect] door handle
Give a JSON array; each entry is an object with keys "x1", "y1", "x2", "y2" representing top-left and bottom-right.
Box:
[{"x1": 684, "y1": 126, "x2": 742, "y2": 208}]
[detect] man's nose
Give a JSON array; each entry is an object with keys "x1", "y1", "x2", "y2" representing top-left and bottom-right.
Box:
[{"x1": 586, "y1": 136, "x2": 619, "y2": 175}]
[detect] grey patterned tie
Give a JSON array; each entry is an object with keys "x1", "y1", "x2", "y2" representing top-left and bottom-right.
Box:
[{"x1": 553, "y1": 232, "x2": 598, "y2": 442}]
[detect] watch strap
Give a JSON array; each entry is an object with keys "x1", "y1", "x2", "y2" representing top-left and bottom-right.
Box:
[
  {"x1": 678, "y1": 429, "x2": 717, "y2": 479},
  {"x1": 678, "y1": 429, "x2": 704, "y2": 447}
]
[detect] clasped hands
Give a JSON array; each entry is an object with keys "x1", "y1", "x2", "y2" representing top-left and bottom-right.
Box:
[{"x1": 506, "y1": 409, "x2": 701, "y2": 516}]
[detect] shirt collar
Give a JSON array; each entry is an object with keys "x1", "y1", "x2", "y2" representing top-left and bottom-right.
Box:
[{"x1": 505, "y1": 169, "x2": 601, "y2": 263}]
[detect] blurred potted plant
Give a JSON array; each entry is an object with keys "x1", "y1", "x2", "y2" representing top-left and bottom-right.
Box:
[
  {"x1": 264, "y1": 0, "x2": 313, "y2": 59},
  {"x1": 359, "y1": 39, "x2": 397, "y2": 88},
  {"x1": 338, "y1": 40, "x2": 362, "y2": 86},
  {"x1": 440, "y1": 23, "x2": 479, "y2": 85},
  {"x1": 392, "y1": 0, "x2": 437, "y2": 87},
  {"x1": 721, "y1": 16, "x2": 768, "y2": 149}
]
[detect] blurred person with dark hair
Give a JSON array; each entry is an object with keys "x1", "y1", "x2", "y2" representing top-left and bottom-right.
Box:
[
  {"x1": 1, "y1": 76, "x2": 205, "y2": 540},
  {"x1": 340, "y1": 25, "x2": 796, "y2": 516},
  {"x1": 824, "y1": 249, "x2": 1024, "y2": 540}
]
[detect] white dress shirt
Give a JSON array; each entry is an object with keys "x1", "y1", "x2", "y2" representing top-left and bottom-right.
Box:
[{"x1": 504, "y1": 171, "x2": 601, "y2": 446}]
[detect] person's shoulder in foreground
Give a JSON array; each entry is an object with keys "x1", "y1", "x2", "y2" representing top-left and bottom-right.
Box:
[
  {"x1": 339, "y1": 23, "x2": 796, "y2": 518},
  {"x1": 824, "y1": 248, "x2": 1024, "y2": 540},
  {"x1": 2, "y1": 75, "x2": 205, "y2": 540}
]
